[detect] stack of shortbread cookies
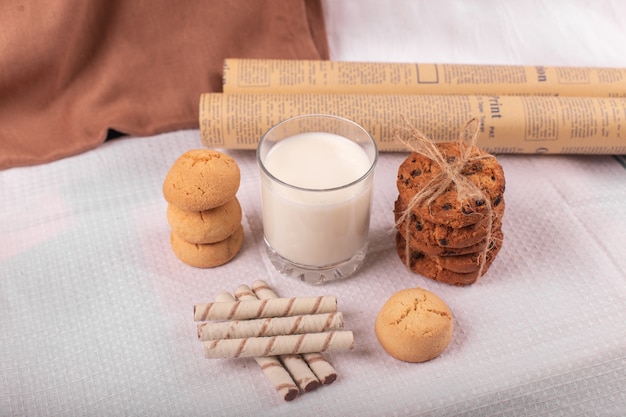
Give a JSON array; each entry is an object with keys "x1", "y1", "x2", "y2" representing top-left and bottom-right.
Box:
[
  {"x1": 394, "y1": 142, "x2": 505, "y2": 285},
  {"x1": 163, "y1": 149, "x2": 244, "y2": 268}
]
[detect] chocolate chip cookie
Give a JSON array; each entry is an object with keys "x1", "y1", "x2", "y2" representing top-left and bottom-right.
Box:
[
  {"x1": 396, "y1": 142, "x2": 505, "y2": 228},
  {"x1": 394, "y1": 197, "x2": 504, "y2": 249},
  {"x1": 395, "y1": 230, "x2": 502, "y2": 286}
]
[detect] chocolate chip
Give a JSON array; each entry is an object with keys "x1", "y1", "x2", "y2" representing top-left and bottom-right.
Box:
[
  {"x1": 415, "y1": 221, "x2": 423, "y2": 231},
  {"x1": 438, "y1": 238, "x2": 448, "y2": 246},
  {"x1": 410, "y1": 251, "x2": 424, "y2": 260},
  {"x1": 464, "y1": 161, "x2": 483, "y2": 175},
  {"x1": 410, "y1": 169, "x2": 421, "y2": 177},
  {"x1": 493, "y1": 194, "x2": 502, "y2": 207},
  {"x1": 442, "y1": 203, "x2": 453, "y2": 210},
  {"x1": 410, "y1": 213, "x2": 417, "y2": 222}
]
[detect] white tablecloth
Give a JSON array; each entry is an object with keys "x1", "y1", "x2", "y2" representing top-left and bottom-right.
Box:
[{"x1": 2, "y1": 1, "x2": 625, "y2": 416}]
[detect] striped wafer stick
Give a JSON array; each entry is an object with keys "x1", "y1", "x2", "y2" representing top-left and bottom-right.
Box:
[
  {"x1": 252, "y1": 280, "x2": 339, "y2": 385},
  {"x1": 301, "y1": 353, "x2": 338, "y2": 385},
  {"x1": 197, "y1": 312, "x2": 344, "y2": 341},
  {"x1": 194, "y1": 296, "x2": 337, "y2": 321},
  {"x1": 214, "y1": 291, "x2": 299, "y2": 402},
  {"x1": 234, "y1": 285, "x2": 321, "y2": 392},
  {"x1": 203, "y1": 331, "x2": 354, "y2": 359}
]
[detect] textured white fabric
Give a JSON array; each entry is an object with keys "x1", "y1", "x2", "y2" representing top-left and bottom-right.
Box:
[{"x1": 2, "y1": 1, "x2": 626, "y2": 415}]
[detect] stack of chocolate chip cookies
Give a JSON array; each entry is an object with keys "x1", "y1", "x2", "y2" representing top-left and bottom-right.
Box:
[
  {"x1": 395, "y1": 142, "x2": 505, "y2": 285},
  {"x1": 163, "y1": 149, "x2": 244, "y2": 268}
]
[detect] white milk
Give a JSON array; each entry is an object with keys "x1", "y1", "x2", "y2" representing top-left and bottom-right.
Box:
[{"x1": 261, "y1": 132, "x2": 374, "y2": 266}]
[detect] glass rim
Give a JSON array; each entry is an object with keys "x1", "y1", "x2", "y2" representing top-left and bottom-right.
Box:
[{"x1": 257, "y1": 114, "x2": 378, "y2": 193}]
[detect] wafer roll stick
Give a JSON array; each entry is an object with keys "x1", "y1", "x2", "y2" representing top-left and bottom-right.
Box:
[
  {"x1": 234, "y1": 285, "x2": 320, "y2": 392},
  {"x1": 214, "y1": 291, "x2": 299, "y2": 401},
  {"x1": 194, "y1": 296, "x2": 337, "y2": 321},
  {"x1": 254, "y1": 356, "x2": 299, "y2": 401},
  {"x1": 197, "y1": 312, "x2": 344, "y2": 341},
  {"x1": 252, "y1": 280, "x2": 339, "y2": 385},
  {"x1": 203, "y1": 331, "x2": 354, "y2": 358},
  {"x1": 279, "y1": 354, "x2": 321, "y2": 393},
  {"x1": 301, "y1": 353, "x2": 338, "y2": 385}
]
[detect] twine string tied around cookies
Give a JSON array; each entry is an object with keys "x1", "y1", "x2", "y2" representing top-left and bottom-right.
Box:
[{"x1": 394, "y1": 116, "x2": 494, "y2": 278}]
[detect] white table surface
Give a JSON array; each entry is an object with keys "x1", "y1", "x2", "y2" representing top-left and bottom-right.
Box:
[{"x1": 2, "y1": 1, "x2": 625, "y2": 416}]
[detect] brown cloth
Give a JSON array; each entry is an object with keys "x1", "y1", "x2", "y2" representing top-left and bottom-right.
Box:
[{"x1": 0, "y1": 1, "x2": 329, "y2": 169}]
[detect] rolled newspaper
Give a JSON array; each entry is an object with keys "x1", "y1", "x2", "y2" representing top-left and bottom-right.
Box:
[
  {"x1": 214, "y1": 291, "x2": 299, "y2": 401},
  {"x1": 203, "y1": 331, "x2": 355, "y2": 359},
  {"x1": 197, "y1": 312, "x2": 343, "y2": 341},
  {"x1": 234, "y1": 285, "x2": 321, "y2": 393},
  {"x1": 223, "y1": 59, "x2": 626, "y2": 98},
  {"x1": 194, "y1": 296, "x2": 337, "y2": 321},
  {"x1": 199, "y1": 92, "x2": 626, "y2": 155},
  {"x1": 252, "y1": 280, "x2": 339, "y2": 385}
]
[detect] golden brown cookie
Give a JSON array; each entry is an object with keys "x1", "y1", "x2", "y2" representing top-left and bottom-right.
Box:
[
  {"x1": 394, "y1": 197, "x2": 504, "y2": 249},
  {"x1": 163, "y1": 149, "x2": 240, "y2": 211},
  {"x1": 170, "y1": 225, "x2": 244, "y2": 268},
  {"x1": 375, "y1": 287, "x2": 453, "y2": 363},
  {"x1": 166, "y1": 198, "x2": 242, "y2": 244},
  {"x1": 396, "y1": 223, "x2": 498, "y2": 257},
  {"x1": 395, "y1": 230, "x2": 502, "y2": 286},
  {"x1": 396, "y1": 143, "x2": 505, "y2": 228},
  {"x1": 435, "y1": 243, "x2": 502, "y2": 273}
]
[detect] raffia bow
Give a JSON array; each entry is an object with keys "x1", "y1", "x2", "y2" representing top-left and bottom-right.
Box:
[{"x1": 393, "y1": 116, "x2": 496, "y2": 280}]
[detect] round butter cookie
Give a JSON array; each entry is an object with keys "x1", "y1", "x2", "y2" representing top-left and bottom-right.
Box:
[
  {"x1": 166, "y1": 198, "x2": 242, "y2": 244},
  {"x1": 375, "y1": 287, "x2": 453, "y2": 363},
  {"x1": 170, "y1": 225, "x2": 244, "y2": 268},
  {"x1": 163, "y1": 149, "x2": 240, "y2": 211}
]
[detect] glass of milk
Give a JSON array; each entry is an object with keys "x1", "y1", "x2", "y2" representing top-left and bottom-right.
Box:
[{"x1": 257, "y1": 114, "x2": 378, "y2": 284}]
